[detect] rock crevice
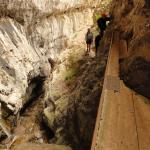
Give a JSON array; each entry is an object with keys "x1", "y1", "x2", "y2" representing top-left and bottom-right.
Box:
[{"x1": 111, "y1": 0, "x2": 150, "y2": 98}]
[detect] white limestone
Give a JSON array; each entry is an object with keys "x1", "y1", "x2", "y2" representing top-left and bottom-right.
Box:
[{"x1": 0, "y1": 0, "x2": 102, "y2": 113}]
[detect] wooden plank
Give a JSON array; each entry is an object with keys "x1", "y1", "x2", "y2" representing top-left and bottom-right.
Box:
[
  {"x1": 91, "y1": 32, "x2": 139, "y2": 149},
  {"x1": 105, "y1": 75, "x2": 120, "y2": 92},
  {"x1": 133, "y1": 93, "x2": 150, "y2": 150},
  {"x1": 106, "y1": 41, "x2": 119, "y2": 76},
  {"x1": 94, "y1": 81, "x2": 139, "y2": 150},
  {"x1": 91, "y1": 33, "x2": 115, "y2": 150},
  {"x1": 116, "y1": 81, "x2": 139, "y2": 150},
  {"x1": 95, "y1": 89, "x2": 120, "y2": 150}
]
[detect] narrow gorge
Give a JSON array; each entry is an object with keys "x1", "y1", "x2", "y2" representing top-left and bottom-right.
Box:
[
  {"x1": 0, "y1": 0, "x2": 111, "y2": 150},
  {"x1": 0, "y1": 0, "x2": 150, "y2": 150}
]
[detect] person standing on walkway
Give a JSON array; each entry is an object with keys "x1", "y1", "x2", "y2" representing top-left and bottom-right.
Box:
[
  {"x1": 85, "y1": 28, "x2": 93, "y2": 54},
  {"x1": 95, "y1": 34, "x2": 102, "y2": 57},
  {"x1": 97, "y1": 13, "x2": 111, "y2": 37}
]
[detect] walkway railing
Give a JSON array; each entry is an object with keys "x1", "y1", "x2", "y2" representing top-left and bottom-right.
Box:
[{"x1": 91, "y1": 31, "x2": 150, "y2": 150}]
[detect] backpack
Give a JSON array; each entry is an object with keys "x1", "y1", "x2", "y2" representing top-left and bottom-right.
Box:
[{"x1": 86, "y1": 32, "x2": 93, "y2": 41}]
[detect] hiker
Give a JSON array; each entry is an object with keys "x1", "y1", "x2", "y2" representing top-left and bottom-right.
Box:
[
  {"x1": 95, "y1": 34, "x2": 102, "y2": 57},
  {"x1": 97, "y1": 13, "x2": 111, "y2": 37},
  {"x1": 85, "y1": 28, "x2": 93, "y2": 54}
]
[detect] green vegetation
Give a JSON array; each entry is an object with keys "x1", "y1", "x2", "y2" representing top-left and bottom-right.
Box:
[
  {"x1": 67, "y1": 51, "x2": 78, "y2": 68},
  {"x1": 63, "y1": 50, "x2": 81, "y2": 82},
  {"x1": 95, "y1": 13, "x2": 101, "y2": 21},
  {"x1": 64, "y1": 67, "x2": 77, "y2": 81}
]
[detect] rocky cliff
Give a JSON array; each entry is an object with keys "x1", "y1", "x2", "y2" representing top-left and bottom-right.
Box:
[
  {"x1": 2, "y1": 0, "x2": 149, "y2": 149},
  {"x1": 111, "y1": 0, "x2": 150, "y2": 98},
  {"x1": 0, "y1": 0, "x2": 101, "y2": 114},
  {"x1": 44, "y1": 54, "x2": 107, "y2": 150}
]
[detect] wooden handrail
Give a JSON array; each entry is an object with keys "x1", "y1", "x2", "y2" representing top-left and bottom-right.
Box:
[
  {"x1": 91, "y1": 30, "x2": 150, "y2": 150},
  {"x1": 91, "y1": 31, "x2": 116, "y2": 150},
  {"x1": 91, "y1": 33, "x2": 119, "y2": 150}
]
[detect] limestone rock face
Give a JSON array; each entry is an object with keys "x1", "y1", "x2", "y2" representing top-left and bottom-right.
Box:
[
  {"x1": 30, "y1": 9, "x2": 94, "y2": 60},
  {"x1": 111, "y1": 0, "x2": 150, "y2": 98},
  {"x1": 0, "y1": 0, "x2": 100, "y2": 113},
  {"x1": 0, "y1": 18, "x2": 50, "y2": 113}
]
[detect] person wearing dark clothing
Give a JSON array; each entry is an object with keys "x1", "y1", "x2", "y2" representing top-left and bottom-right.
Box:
[
  {"x1": 95, "y1": 34, "x2": 102, "y2": 57},
  {"x1": 85, "y1": 28, "x2": 93, "y2": 54},
  {"x1": 97, "y1": 14, "x2": 111, "y2": 37}
]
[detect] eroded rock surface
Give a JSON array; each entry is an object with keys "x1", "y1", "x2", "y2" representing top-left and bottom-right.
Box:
[
  {"x1": 0, "y1": 18, "x2": 50, "y2": 113},
  {"x1": 111, "y1": 0, "x2": 150, "y2": 98},
  {"x1": 0, "y1": 0, "x2": 101, "y2": 113}
]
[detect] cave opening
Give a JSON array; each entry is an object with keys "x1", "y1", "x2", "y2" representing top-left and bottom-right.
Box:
[{"x1": 20, "y1": 76, "x2": 45, "y2": 114}]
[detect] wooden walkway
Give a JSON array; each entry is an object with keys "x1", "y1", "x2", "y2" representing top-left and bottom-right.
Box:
[{"x1": 91, "y1": 33, "x2": 150, "y2": 150}]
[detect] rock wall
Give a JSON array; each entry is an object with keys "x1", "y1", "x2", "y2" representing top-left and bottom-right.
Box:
[
  {"x1": 0, "y1": 0, "x2": 101, "y2": 113},
  {"x1": 0, "y1": 18, "x2": 50, "y2": 113},
  {"x1": 111, "y1": 0, "x2": 150, "y2": 98},
  {"x1": 44, "y1": 56, "x2": 107, "y2": 150},
  {"x1": 30, "y1": 9, "x2": 94, "y2": 59}
]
